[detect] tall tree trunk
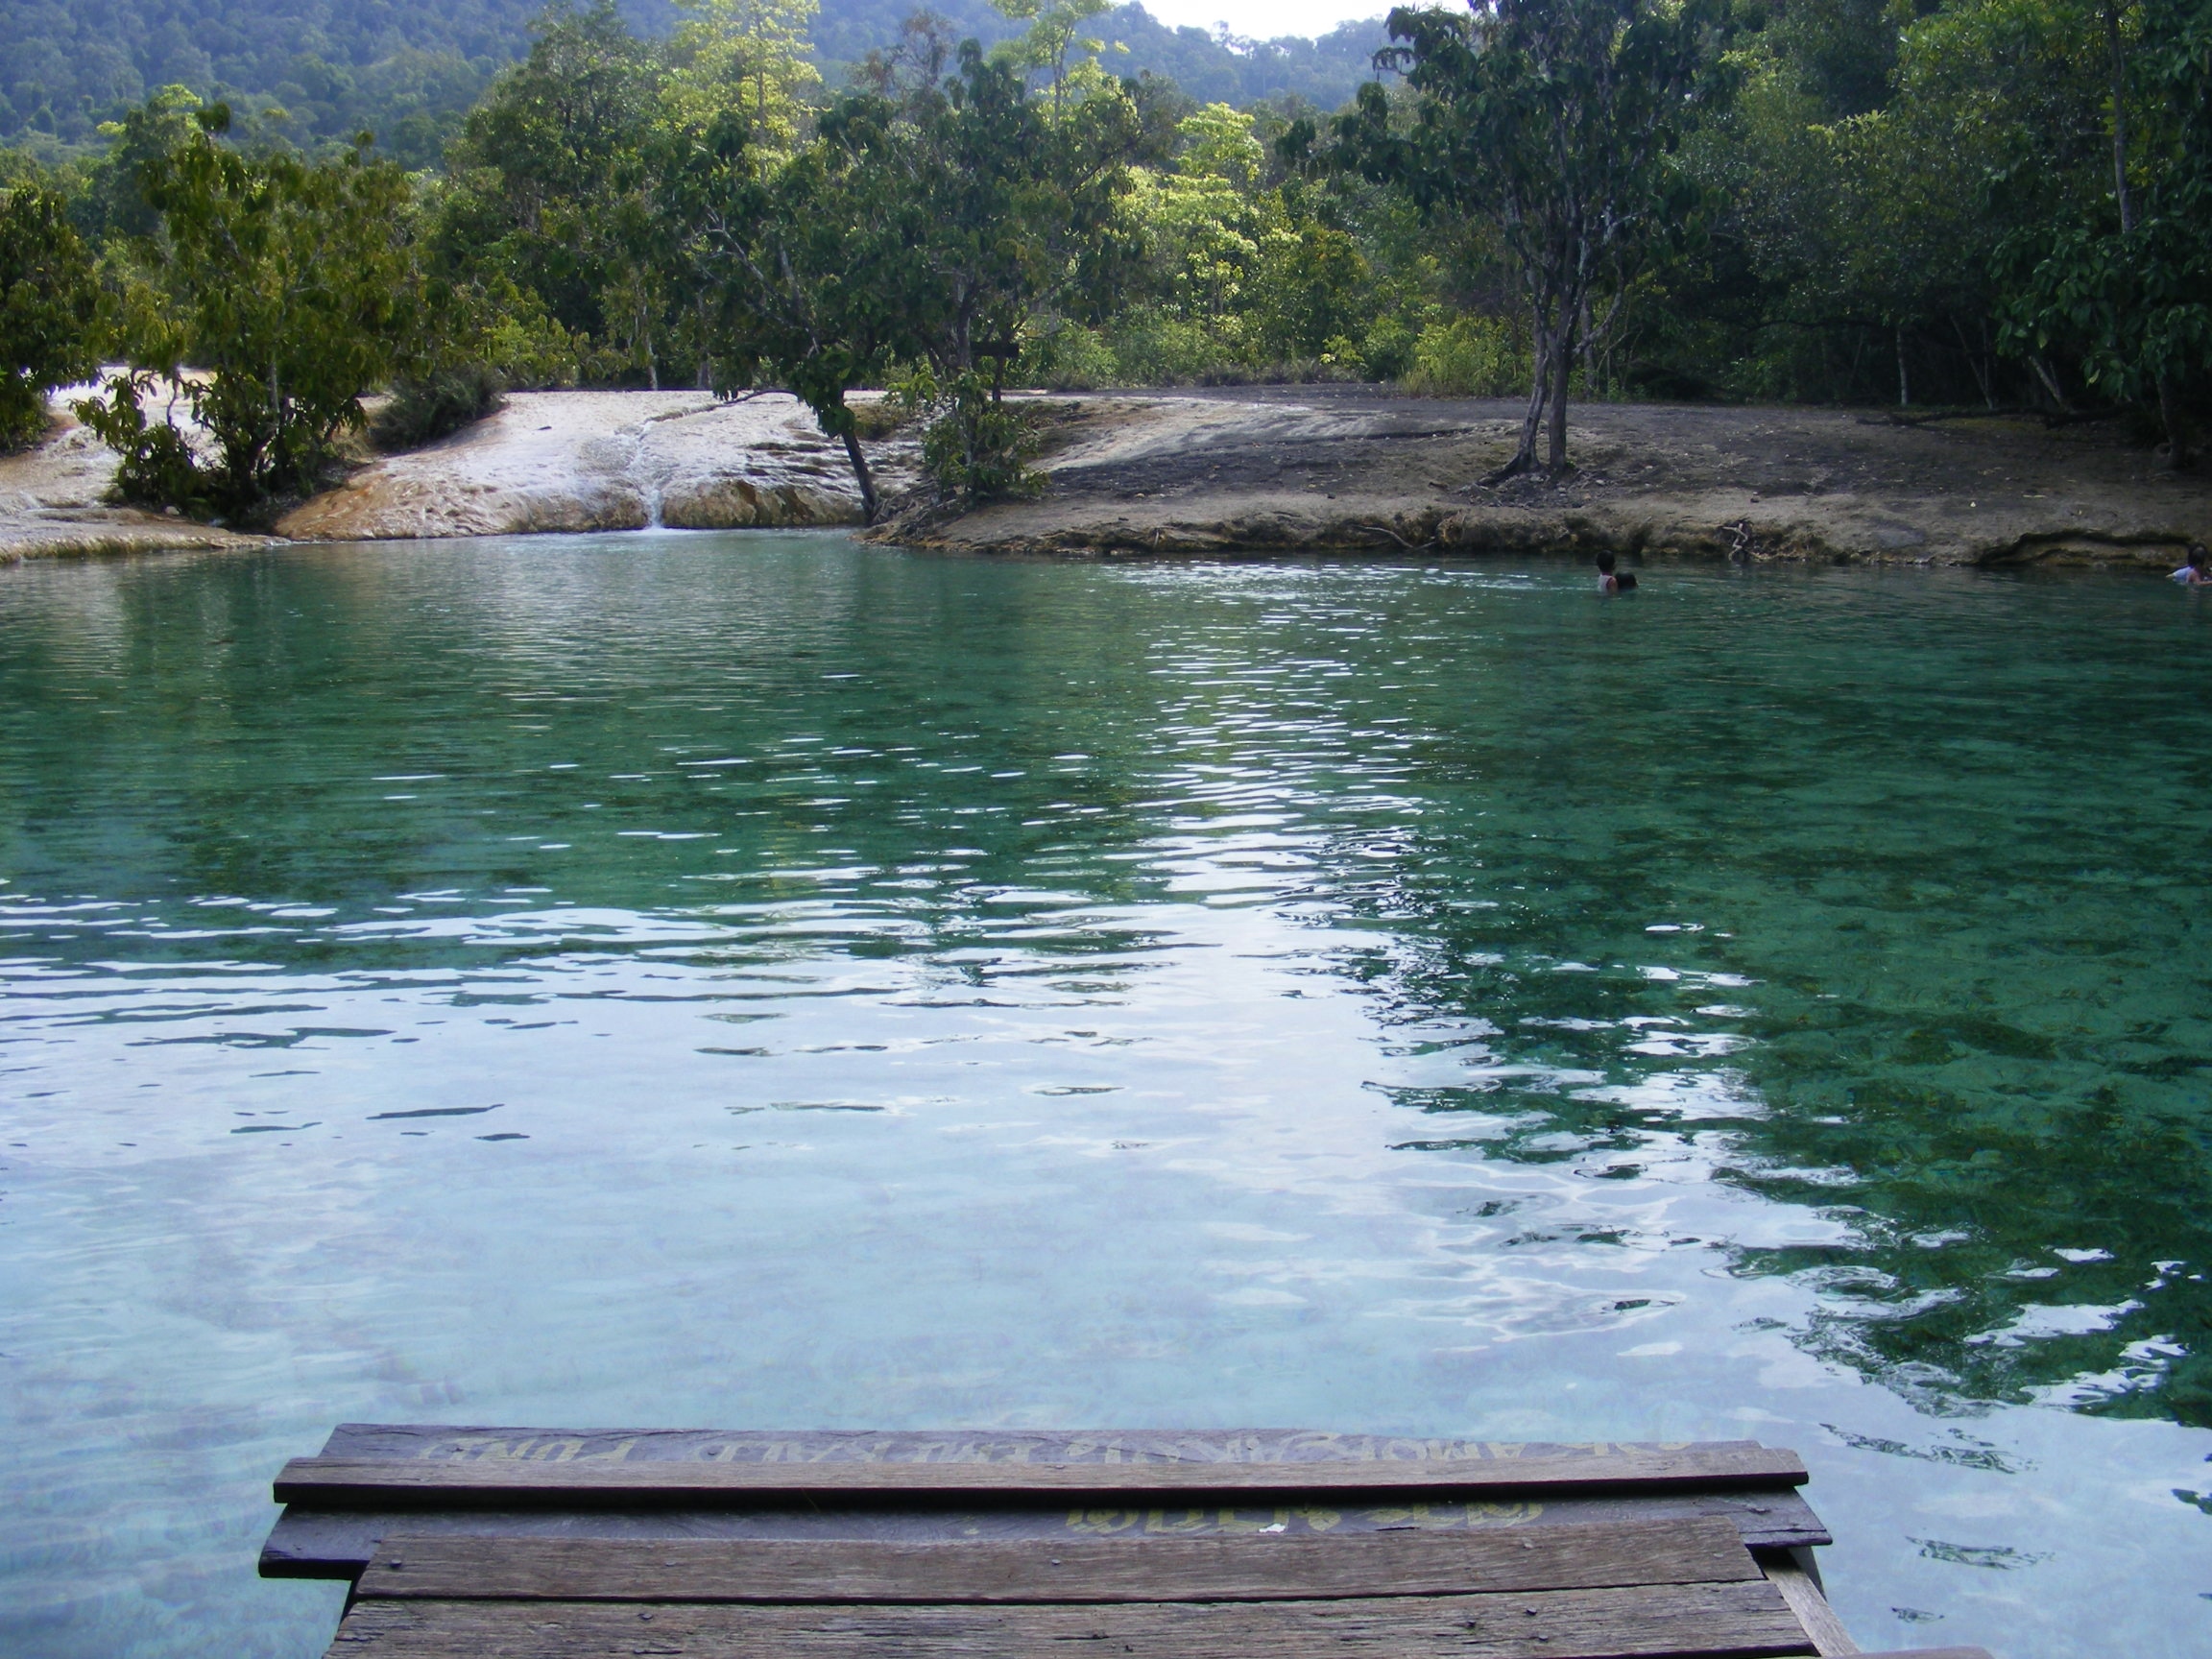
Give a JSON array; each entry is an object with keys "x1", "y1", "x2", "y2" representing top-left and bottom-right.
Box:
[
  {"x1": 2107, "y1": 1, "x2": 2135, "y2": 233},
  {"x1": 1546, "y1": 314, "x2": 1574, "y2": 472},
  {"x1": 1955, "y1": 316, "x2": 1994, "y2": 409},
  {"x1": 2157, "y1": 379, "x2": 2191, "y2": 469},
  {"x1": 1895, "y1": 325, "x2": 1910, "y2": 408},
  {"x1": 2104, "y1": 1, "x2": 2184, "y2": 462},
  {"x1": 841, "y1": 429, "x2": 878, "y2": 523},
  {"x1": 1502, "y1": 315, "x2": 1551, "y2": 480},
  {"x1": 2029, "y1": 352, "x2": 2072, "y2": 412}
]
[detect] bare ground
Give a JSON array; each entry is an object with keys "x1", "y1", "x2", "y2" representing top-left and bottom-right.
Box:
[{"x1": 871, "y1": 387, "x2": 2212, "y2": 567}]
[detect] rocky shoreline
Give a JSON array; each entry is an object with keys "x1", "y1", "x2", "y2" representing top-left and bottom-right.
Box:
[
  {"x1": 874, "y1": 387, "x2": 2212, "y2": 568},
  {"x1": 5, "y1": 384, "x2": 2206, "y2": 568}
]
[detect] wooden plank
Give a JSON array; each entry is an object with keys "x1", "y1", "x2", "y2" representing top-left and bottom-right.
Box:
[
  {"x1": 1765, "y1": 1559, "x2": 1859, "y2": 1656},
  {"x1": 258, "y1": 1486, "x2": 1835, "y2": 1579},
  {"x1": 324, "y1": 1581, "x2": 1817, "y2": 1659},
  {"x1": 276, "y1": 1444, "x2": 1806, "y2": 1507},
  {"x1": 355, "y1": 1516, "x2": 1761, "y2": 1602},
  {"x1": 316, "y1": 1425, "x2": 1781, "y2": 1470}
]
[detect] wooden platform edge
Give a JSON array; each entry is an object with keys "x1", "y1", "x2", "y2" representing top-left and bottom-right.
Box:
[
  {"x1": 352, "y1": 1516, "x2": 1762, "y2": 1602},
  {"x1": 255, "y1": 1485, "x2": 1836, "y2": 1581},
  {"x1": 274, "y1": 1444, "x2": 1809, "y2": 1506},
  {"x1": 321, "y1": 1579, "x2": 1822, "y2": 1659},
  {"x1": 1765, "y1": 1557, "x2": 1858, "y2": 1657}
]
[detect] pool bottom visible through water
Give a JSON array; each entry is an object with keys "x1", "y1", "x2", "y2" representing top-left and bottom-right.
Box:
[{"x1": 2, "y1": 532, "x2": 2210, "y2": 1658}]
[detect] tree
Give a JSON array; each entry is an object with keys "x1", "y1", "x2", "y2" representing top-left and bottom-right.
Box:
[
  {"x1": 433, "y1": 1, "x2": 663, "y2": 378},
  {"x1": 0, "y1": 182, "x2": 100, "y2": 449},
  {"x1": 1336, "y1": 0, "x2": 1730, "y2": 475},
  {"x1": 1998, "y1": 0, "x2": 2212, "y2": 461},
  {"x1": 991, "y1": 0, "x2": 1121, "y2": 114},
  {"x1": 664, "y1": 0, "x2": 824, "y2": 156},
  {"x1": 692, "y1": 36, "x2": 1163, "y2": 512},
  {"x1": 679, "y1": 106, "x2": 907, "y2": 517},
  {"x1": 78, "y1": 103, "x2": 434, "y2": 517},
  {"x1": 866, "y1": 41, "x2": 1163, "y2": 496}
]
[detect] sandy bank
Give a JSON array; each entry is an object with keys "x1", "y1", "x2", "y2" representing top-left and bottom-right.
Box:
[{"x1": 877, "y1": 388, "x2": 2212, "y2": 567}]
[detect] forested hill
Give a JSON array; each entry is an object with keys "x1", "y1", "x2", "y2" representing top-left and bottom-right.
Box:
[
  {"x1": 809, "y1": 0, "x2": 1385, "y2": 108},
  {"x1": 0, "y1": 0, "x2": 1387, "y2": 154}
]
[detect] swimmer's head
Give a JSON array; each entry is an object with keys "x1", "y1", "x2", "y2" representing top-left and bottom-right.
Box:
[
  {"x1": 2192, "y1": 543, "x2": 2209, "y2": 569},
  {"x1": 1596, "y1": 551, "x2": 1618, "y2": 574}
]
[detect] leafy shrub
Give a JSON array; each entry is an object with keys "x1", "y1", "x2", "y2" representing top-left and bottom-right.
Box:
[
  {"x1": 1018, "y1": 324, "x2": 1121, "y2": 390},
  {"x1": 79, "y1": 108, "x2": 432, "y2": 518},
  {"x1": 901, "y1": 368, "x2": 1046, "y2": 504},
  {"x1": 1360, "y1": 314, "x2": 1419, "y2": 383},
  {"x1": 73, "y1": 372, "x2": 211, "y2": 515},
  {"x1": 371, "y1": 364, "x2": 505, "y2": 451},
  {"x1": 1099, "y1": 316, "x2": 1226, "y2": 385},
  {"x1": 0, "y1": 183, "x2": 100, "y2": 451},
  {"x1": 471, "y1": 282, "x2": 586, "y2": 390},
  {"x1": 847, "y1": 397, "x2": 911, "y2": 441},
  {"x1": 1404, "y1": 315, "x2": 1529, "y2": 397}
]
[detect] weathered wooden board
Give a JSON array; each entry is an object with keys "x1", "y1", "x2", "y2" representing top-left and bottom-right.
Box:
[
  {"x1": 357, "y1": 1516, "x2": 1759, "y2": 1602},
  {"x1": 276, "y1": 1445, "x2": 1806, "y2": 1507},
  {"x1": 1764, "y1": 1559, "x2": 1858, "y2": 1657},
  {"x1": 260, "y1": 1486, "x2": 1833, "y2": 1577},
  {"x1": 315, "y1": 1426, "x2": 1777, "y2": 1469},
  {"x1": 325, "y1": 1580, "x2": 1817, "y2": 1659}
]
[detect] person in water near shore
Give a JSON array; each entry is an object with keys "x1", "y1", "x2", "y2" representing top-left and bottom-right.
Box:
[
  {"x1": 2173, "y1": 544, "x2": 2210, "y2": 585},
  {"x1": 1596, "y1": 551, "x2": 1638, "y2": 594}
]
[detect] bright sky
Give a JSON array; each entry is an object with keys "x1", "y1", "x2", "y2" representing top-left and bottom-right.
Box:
[{"x1": 1135, "y1": 0, "x2": 1393, "y2": 45}]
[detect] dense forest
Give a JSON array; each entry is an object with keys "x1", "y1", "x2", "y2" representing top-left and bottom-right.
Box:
[
  {"x1": 1, "y1": 0, "x2": 2206, "y2": 522},
  {"x1": 0, "y1": 0, "x2": 1385, "y2": 155}
]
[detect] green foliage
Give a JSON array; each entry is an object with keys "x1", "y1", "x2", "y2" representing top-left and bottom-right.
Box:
[
  {"x1": 78, "y1": 102, "x2": 435, "y2": 517},
  {"x1": 75, "y1": 371, "x2": 211, "y2": 510},
  {"x1": 1336, "y1": 0, "x2": 1733, "y2": 471},
  {"x1": 695, "y1": 36, "x2": 1163, "y2": 509},
  {"x1": 75, "y1": 84, "x2": 206, "y2": 244},
  {"x1": 0, "y1": 181, "x2": 100, "y2": 448},
  {"x1": 0, "y1": 0, "x2": 1386, "y2": 155},
  {"x1": 0, "y1": 0, "x2": 548, "y2": 151},
  {"x1": 16, "y1": 0, "x2": 2212, "y2": 490},
  {"x1": 1404, "y1": 314, "x2": 1529, "y2": 397},
  {"x1": 902, "y1": 366, "x2": 1047, "y2": 498},
  {"x1": 372, "y1": 363, "x2": 508, "y2": 450},
  {"x1": 816, "y1": 0, "x2": 1393, "y2": 108},
  {"x1": 685, "y1": 95, "x2": 906, "y2": 512},
  {"x1": 1995, "y1": 0, "x2": 2212, "y2": 456},
  {"x1": 435, "y1": 3, "x2": 665, "y2": 371},
  {"x1": 664, "y1": 0, "x2": 823, "y2": 154}
]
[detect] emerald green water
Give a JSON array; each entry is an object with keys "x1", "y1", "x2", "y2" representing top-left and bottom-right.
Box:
[{"x1": 3, "y1": 534, "x2": 2210, "y2": 1655}]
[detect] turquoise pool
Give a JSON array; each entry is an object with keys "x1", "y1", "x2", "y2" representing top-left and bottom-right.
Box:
[{"x1": 3, "y1": 534, "x2": 2209, "y2": 1655}]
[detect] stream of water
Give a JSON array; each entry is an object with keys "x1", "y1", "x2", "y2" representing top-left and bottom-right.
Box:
[{"x1": 3, "y1": 533, "x2": 2210, "y2": 1655}]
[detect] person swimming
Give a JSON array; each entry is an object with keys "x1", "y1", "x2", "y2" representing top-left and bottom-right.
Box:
[
  {"x1": 2173, "y1": 544, "x2": 2210, "y2": 586},
  {"x1": 1596, "y1": 551, "x2": 1638, "y2": 594}
]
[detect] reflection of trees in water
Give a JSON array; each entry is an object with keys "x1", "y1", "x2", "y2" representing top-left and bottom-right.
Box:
[
  {"x1": 1346, "y1": 828, "x2": 2212, "y2": 1431},
  {"x1": 1727, "y1": 1024, "x2": 2211, "y2": 1428}
]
